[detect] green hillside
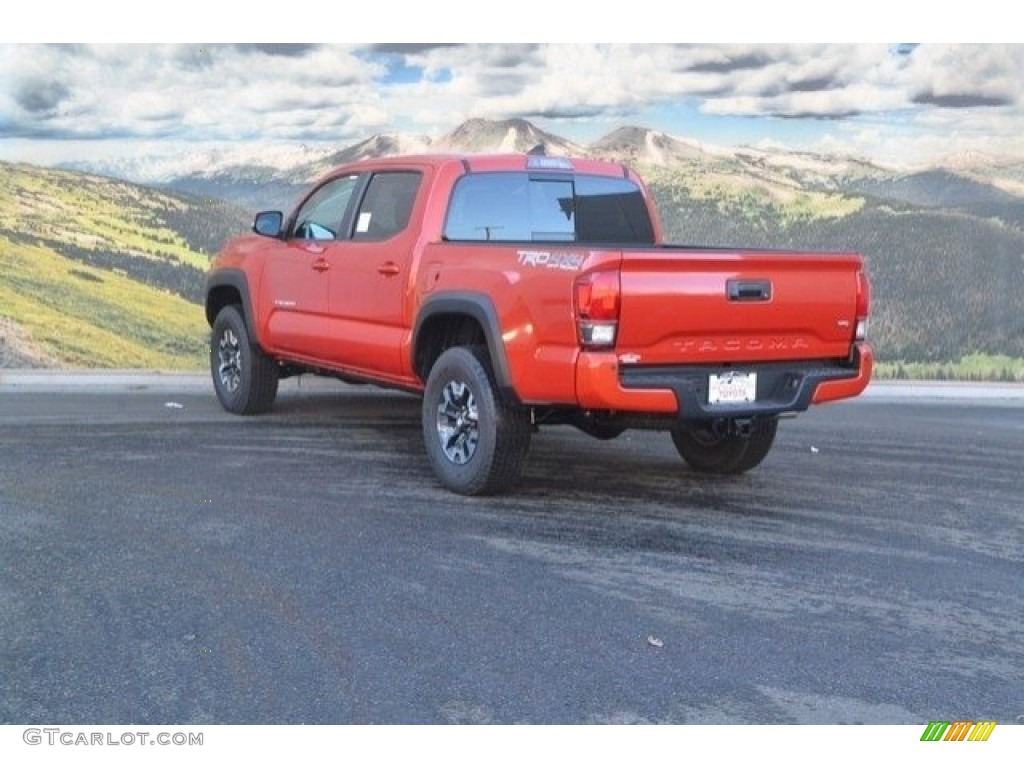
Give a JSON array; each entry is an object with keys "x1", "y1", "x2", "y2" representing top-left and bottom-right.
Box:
[{"x1": 0, "y1": 163, "x2": 248, "y2": 369}]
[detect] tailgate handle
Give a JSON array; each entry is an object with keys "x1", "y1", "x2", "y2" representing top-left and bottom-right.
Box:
[{"x1": 727, "y1": 279, "x2": 772, "y2": 302}]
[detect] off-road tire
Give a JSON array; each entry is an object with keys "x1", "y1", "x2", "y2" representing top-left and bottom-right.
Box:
[
  {"x1": 422, "y1": 346, "x2": 531, "y2": 495},
  {"x1": 210, "y1": 305, "x2": 279, "y2": 415}
]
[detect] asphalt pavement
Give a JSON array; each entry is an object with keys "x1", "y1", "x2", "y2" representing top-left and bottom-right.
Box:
[{"x1": 1, "y1": 375, "x2": 1022, "y2": 724}]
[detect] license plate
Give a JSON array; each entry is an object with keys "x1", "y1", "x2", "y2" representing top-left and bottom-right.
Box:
[{"x1": 708, "y1": 372, "x2": 757, "y2": 404}]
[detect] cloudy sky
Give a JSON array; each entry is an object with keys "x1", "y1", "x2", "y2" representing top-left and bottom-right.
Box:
[{"x1": 2, "y1": 42, "x2": 1021, "y2": 172}]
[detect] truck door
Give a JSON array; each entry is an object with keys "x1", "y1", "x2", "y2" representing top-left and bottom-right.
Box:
[
  {"x1": 260, "y1": 173, "x2": 360, "y2": 362},
  {"x1": 326, "y1": 170, "x2": 423, "y2": 376}
]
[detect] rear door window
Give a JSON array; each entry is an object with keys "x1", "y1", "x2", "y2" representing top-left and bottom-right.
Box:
[{"x1": 352, "y1": 171, "x2": 422, "y2": 241}]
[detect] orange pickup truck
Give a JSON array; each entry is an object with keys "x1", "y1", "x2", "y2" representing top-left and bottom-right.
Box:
[{"x1": 205, "y1": 153, "x2": 872, "y2": 495}]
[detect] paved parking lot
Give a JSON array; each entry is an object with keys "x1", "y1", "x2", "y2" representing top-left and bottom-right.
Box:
[{"x1": 1, "y1": 383, "x2": 1022, "y2": 723}]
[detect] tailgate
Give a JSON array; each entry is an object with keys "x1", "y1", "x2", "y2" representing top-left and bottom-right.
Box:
[{"x1": 616, "y1": 248, "x2": 863, "y2": 365}]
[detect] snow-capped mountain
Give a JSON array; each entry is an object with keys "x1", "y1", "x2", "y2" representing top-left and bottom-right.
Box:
[
  {"x1": 58, "y1": 117, "x2": 1024, "y2": 215},
  {"x1": 61, "y1": 143, "x2": 340, "y2": 185},
  {"x1": 589, "y1": 126, "x2": 710, "y2": 166},
  {"x1": 290, "y1": 133, "x2": 432, "y2": 182},
  {"x1": 935, "y1": 150, "x2": 1024, "y2": 197},
  {"x1": 63, "y1": 119, "x2": 589, "y2": 185},
  {"x1": 431, "y1": 118, "x2": 586, "y2": 156},
  {"x1": 55, "y1": 117, "x2": 899, "y2": 190}
]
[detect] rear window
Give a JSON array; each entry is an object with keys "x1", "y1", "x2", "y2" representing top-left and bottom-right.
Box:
[{"x1": 444, "y1": 172, "x2": 655, "y2": 244}]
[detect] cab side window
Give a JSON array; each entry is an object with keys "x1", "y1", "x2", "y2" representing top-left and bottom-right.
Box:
[
  {"x1": 292, "y1": 174, "x2": 359, "y2": 241},
  {"x1": 442, "y1": 173, "x2": 575, "y2": 242},
  {"x1": 353, "y1": 172, "x2": 422, "y2": 241},
  {"x1": 574, "y1": 176, "x2": 655, "y2": 244},
  {"x1": 444, "y1": 174, "x2": 530, "y2": 241}
]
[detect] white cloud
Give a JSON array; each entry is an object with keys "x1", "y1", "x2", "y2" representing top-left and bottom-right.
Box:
[
  {"x1": 1, "y1": 44, "x2": 382, "y2": 143},
  {"x1": 1, "y1": 43, "x2": 1022, "y2": 166},
  {"x1": 904, "y1": 45, "x2": 1012, "y2": 108}
]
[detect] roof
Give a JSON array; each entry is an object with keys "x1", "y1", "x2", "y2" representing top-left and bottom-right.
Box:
[{"x1": 316, "y1": 153, "x2": 634, "y2": 179}]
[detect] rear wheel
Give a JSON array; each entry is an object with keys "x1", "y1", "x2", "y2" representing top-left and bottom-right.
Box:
[
  {"x1": 422, "y1": 346, "x2": 531, "y2": 495},
  {"x1": 210, "y1": 305, "x2": 279, "y2": 414},
  {"x1": 670, "y1": 417, "x2": 778, "y2": 474}
]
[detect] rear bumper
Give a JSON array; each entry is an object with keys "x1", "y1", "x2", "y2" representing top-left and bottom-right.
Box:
[{"x1": 575, "y1": 342, "x2": 873, "y2": 418}]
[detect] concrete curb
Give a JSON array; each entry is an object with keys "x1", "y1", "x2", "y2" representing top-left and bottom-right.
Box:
[
  {"x1": 863, "y1": 381, "x2": 1024, "y2": 402},
  {"x1": 1, "y1": 370, "x2": 1022, "y2": 401},
  {"x1": 0, "y1": 370, "x2": 342, "y2": 395}
]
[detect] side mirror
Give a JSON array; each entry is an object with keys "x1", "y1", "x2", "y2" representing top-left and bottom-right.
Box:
[{"x1": 253, "y1": 211, "x2": 284, "y2": 237}]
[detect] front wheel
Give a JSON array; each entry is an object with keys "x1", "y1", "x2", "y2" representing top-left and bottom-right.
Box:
[
  {"x1": 210, "y1": 305, "x2": 279, "y2": 414},
  {"x1": 670, "y1": 417, "x2": 778, "y2": 474},
  {"x1": 422, "y1": 346, "x2": 531, "y2": 495}
]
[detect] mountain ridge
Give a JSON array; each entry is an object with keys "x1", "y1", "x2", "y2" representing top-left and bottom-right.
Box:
[
  {"x1": 67, "y1": 116, "x2": 1017, "y2": 185},
  {"x1": 98, "y1": 119, "x2": 1016, "y2": 225}
]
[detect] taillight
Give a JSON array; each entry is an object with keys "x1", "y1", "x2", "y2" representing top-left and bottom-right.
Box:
[
  {"x1": 574, "y1": 270, "x2": 620, "y2": 348},
  {"x1": 855, "y1": 270, "x2": 870, "y2": 341}
]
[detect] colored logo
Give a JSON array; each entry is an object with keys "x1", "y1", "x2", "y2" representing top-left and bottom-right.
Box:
[{"x1": 920, "y1": 721, "x2": 996, "y2": 742}]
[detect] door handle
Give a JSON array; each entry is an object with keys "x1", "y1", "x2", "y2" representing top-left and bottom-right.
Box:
[
  {"x1": 727, "y1": 279, "x2": 772, "y2": 301},
  {"x1": 377, "y1": 262, "x2": 400, "y2": 277},
  {"x1": 312, "y1": 258, "x2": 330, "y2": 272}
]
